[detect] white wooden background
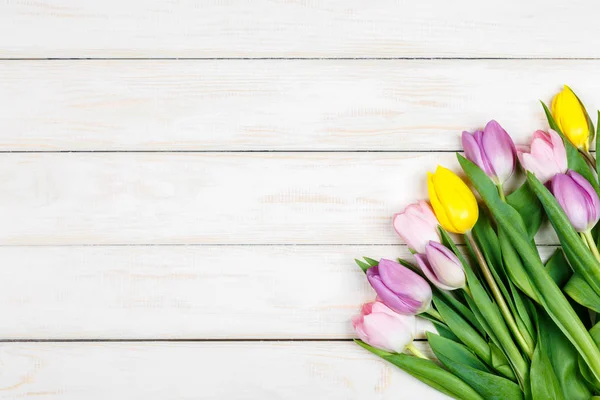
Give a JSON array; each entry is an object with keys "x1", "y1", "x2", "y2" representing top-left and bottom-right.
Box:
[{"x1": 0, "y1": 1, "x2": 598, "y2": 399}]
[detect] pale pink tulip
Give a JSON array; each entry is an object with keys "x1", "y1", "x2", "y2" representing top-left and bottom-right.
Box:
[
  {"x1": 415, "y1": 241, "x2": 466, "y2": 290},
  {"x1": 352, "y1": 301, "x2": 416, "y2": 353},
  {"x1": 393, "y1": 200, "x2": 440, "y2": 254},
  {"x1": 517, "y1": 129, "x2": 568, "y2": 183}
]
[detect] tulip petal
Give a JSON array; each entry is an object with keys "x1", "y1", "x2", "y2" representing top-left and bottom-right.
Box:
[
  {"x1": 415, "y1": 253, "x2": 456, "y2": 291},
  {"x1": 521, "y1": 152, "x2": 555, "y2": 183},
  {"x1": 568, "y1": 171, "x2": 600, "y2": 229},
  {"x1": 462, "y1": 131, "x2": 490, "y2": 174},
  {"x1": 552, "y1": 85, "x2": 589, "y2": 150},
  {"x1": 393, "y1": 201, "x2": 440, "y2": 253},
  {"x1": 367, "y1": 260, "x2": 432, "y2": 315},
  {"x1": 361, "y1": 312, "x2": 415, "y2": 353},
  {"x1": 428, "y1": 172, "x2": 456, "y2": 233},
  {"x1": 425, "y1": 241, "x2": 466, "y2": 290},
  {"x1": 481, "y1": 120, "x2": 516, "y2": 184},
  {"x1": 429, "y1": 166, "x2": 479, "y2": 234},
  {"x1": 366, "y1": 267, "x2": 423, "y2": 315},
  {"x1": 552, "y1": 173, "x2": 591, "y2": 232},
  {"x1": 378, "y1": 259, "x2": 432, "y2": 302},
  {"x1": 518, "y1": 130, "x2": 568, "y2": 183},
  {"x1": 548, "y1": 129, "x2": 568, "y2": 173}
]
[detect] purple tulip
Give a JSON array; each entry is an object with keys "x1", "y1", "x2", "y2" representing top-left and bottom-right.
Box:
[
  {"x1": 415, "y1": 241, "x2": 466, "y2": 290},
  {"x1": 393, "y1": 200, "x2": 440, "y2": 254},
  {"x1": 366, "y1": 259, "x2": 432, "y2": 315},
  {"x1": 551, "y1": 171, "x2": 600, "y2": 232},
  {"x1": 462, "y1": 120, "x2": 517, "y2": 184},
  {"x1": 352, "y1": 301, "x2": 416, "y2": 353}
]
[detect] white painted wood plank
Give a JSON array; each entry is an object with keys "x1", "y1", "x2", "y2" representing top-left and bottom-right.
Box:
[
  {"x1": 0, "y1": 1, "x2": 598, "y2": 58},
  {"x1": 1, "y1": 60, "x2": 600, "y2": 151},
  {"x1": 0, "y1": 341, "x2": 447, "y2": 399},
  {"x1": 0, "y1": 245, "x2": 556, "y2": 339},
  {"x1": 0, "y1": 152, "x2": 559, "y2": 245}
]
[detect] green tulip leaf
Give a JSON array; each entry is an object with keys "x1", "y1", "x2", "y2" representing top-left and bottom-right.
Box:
[
  {"x1": 489, "y1": 342, "x2": 517, "y2": 383},
  {"x1": 418, "y1": 313, "x2": 460, "y2": 342},
  {"x1": 472, "y1": 214, "x2": 536, "y2": 351},
  {"x1": 545, "y1": 249, "x2": 572, "y2": 288},
  {"x1": 564, "y1": 274, "x2": 600, "y2": 313},
  {"x1": 427, "y1": 332, "x2": 490, "y2": 372},
  {"x1": 428, "y1": 333, "x2": 523, "y2": 400},
  {"x1": 363, "y1": 257, "x2": 378, "y2": 267},
  {"x1": 435, "y1": 287, "x2": 485, "y2": 336},
  {"x1": 538, "y1": 311, "x2": 591, "y2": 400},
  {"x1": 354, "y1": 259, "x2": 370, "y2": 273},
  {"x1": 433, "y1": 296, "x2": 491, "y2": 366},
  {"x1": 526, "y1": 172, "x2": 600, "y2": 297},
  {"x1": 507, "y1": 277, "x2": 536, "y2": 350},
  {"x1": 506, "y1": 183, "x2": 543, "y2": 239},
  {"x1": 498, "y1": 229, "x2": 539, "y2": 302},
  {"x1": 530, "y1": 318, "x2": 565, "y2": 400},
  {"x1": 355, "y1": 340, "x2": 485, "y2": 400},
  {"x1": 458, "y1": 153, "x2": 600, "y2": 383}
]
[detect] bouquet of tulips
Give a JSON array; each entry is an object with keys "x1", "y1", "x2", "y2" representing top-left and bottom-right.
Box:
[{"x1": 353, "y1": 86, "x2": 600, "y2": 400}]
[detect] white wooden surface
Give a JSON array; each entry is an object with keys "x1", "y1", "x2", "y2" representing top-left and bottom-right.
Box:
[
  {"x1": 0, "y1": 60, "x2": 599, "y2": 151},
  {"x1": 0, "y1": 1, "x2": 597, "y2": 399},
  {"x1": 0, "y1": 1, "x2": 598, "y2": 58},
  {"x1": 0, "y1": 341, "x2": 439, "y2": 400},
  {"x1": 0, "y1": 245, "x2": 558, "y2": 340}
]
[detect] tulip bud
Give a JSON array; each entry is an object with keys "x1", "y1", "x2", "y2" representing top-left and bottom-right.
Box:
[
  {"x1": 517, "y1": 129, "x2": 567, "y2": 183},
  {"x1": 352, "y1": 301, "x2": 416, "y2": 353},
  {"x1": 366, "y1": 259, "x2": 432, "y2": 315},
  {"x1": 462, "y1": 120, "x2": 517, "y2": 184},
  {"x1": 415, "y1": 241, "x2": 466, "y2": 290},
  {"x1": 428, "y1": 166, "x2": 479, "y2": 234},
  {"x1": 393, "y1": 200, "x2": 440, "y2": 253},
  {"x1": 552, "y1": 85, "x2": 590, "y2": 151},
  {"x1": 551, "y1": 171, "x2": 600, "y2": 232}
]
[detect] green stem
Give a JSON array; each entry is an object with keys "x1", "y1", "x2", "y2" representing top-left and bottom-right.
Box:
[
  {"x1": 580, "y1": 149, "x2": 597, "y2": 169},
  {"x1": 463, "y1": 286, "x2": 473, "y2": 298},
  {"x1": 406, "y1": 343, "x2": 429, "y2": 359},
  {"x1": 497, "y1": 183, "x2": 506, "y2": 201},
  {"x1": 581, "y1": 232, "x2": 591, "y2": 247},
  {"x1": 466, "y1": 232, "x2": 534, "y2": 358},
  {"x1": 583, "y1": 230, "x2": 600, "y2": 263},
  {"x1": 425, "y1": 308, "x2": 443, "y2": 322}
]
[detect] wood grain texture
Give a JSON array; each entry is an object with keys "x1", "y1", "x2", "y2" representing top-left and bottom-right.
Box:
[
  {"x1": 0, "y1": 341, "x2": 447, "y2": 399},
  {"x1": 0, "y1": 152, "x2": 561, "y2": 245},
  {"x1": 0, "y1": 245, "x2": 558, "y2": 340},
  {"x1": 1, "y1": 60, "x2": 600, "y2": 151},
  {"x1": 0, "y1": 1, "x2": 599, "y2": 58}
]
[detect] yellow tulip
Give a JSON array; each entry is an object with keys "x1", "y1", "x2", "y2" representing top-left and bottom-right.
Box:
[
  {"x1": 428, "y1": 166, "x2": 479, "y2": 234},
  {"x1": 551, "y1": 85, "x2": 590, "y2": 151}
]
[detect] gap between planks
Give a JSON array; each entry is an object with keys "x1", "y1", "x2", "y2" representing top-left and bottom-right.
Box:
[{"x1": 3, "y1": 57, "x2": 600, "y2": 61}]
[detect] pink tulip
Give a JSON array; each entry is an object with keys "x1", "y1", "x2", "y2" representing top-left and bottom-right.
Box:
[
  {"x1": 366, "y1": 259, "x2": 432, "y2": 315},
  {"x1": 551, "y1": 171, "x2": 600, "y2": 232},
  {"x1": 393, "y1": 200, "x2": 440, "y2": 254},
  {"x1": 462, "y1": 120, "x2": 517, "y2": 184},
  {"x1": 415, "y1": 241, "x2": 466, "y2": 290},
  {"x1": 352, "y1": 301, "x2": 416, "y2": 353},
  {"x1": 517, "y1": 130, "x2": 568, "y2": 183}
]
